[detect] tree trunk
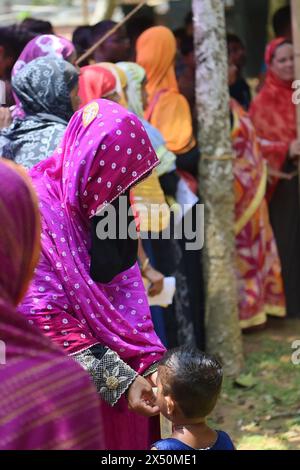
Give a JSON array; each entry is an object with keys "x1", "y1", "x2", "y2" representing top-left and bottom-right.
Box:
[
  {"x1": 93, "y1": 0, "x2": 117, "y2": 23},
  {"x1": 103, "y1": 0, "x2": 117, "y2": 20},
  {"x1": 82, "y1": 0, "x2": 89, "y2": 24},
  {"x1": 192, "y1": 0, "x2": 243, "y2": 376}
]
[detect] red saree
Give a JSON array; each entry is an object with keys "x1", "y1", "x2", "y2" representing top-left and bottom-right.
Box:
[
  {"x1": 249, "y1": 38, "x2": 296, "y2": 200},
  {"x1": 232, "y1": 100, "x2": 286, "y2": 328}
]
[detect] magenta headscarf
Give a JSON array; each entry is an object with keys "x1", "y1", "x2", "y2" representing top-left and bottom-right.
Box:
[
  {"x1": 12, "y1": 34, "x2": 75, "y2": 119},
  {"x1": 0, "y1": 159, "x2": 103, "y2": 450},
  {"x1": 19, "y1": 99, "x2": 165, "y2": 374}
]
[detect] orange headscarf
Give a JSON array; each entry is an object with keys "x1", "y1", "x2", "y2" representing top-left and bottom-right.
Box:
[
  {"x1": 78, "y1": 65, "x2": 117, "y2": 106},
  {"x1": 136, "y1": 26, "x2": 195, "y2": 154}
]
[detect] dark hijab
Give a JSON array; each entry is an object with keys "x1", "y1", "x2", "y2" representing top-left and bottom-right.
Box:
[{"x1": 0, "y1": 56, "x2": 78, "y2": 168}]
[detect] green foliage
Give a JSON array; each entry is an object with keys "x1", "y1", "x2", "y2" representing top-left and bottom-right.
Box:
[
  {"x1": 17, "y1": 11, "x2": 31, "y2": 21},
  {"x1": 209, "y1": 320, "x2": 300, "y2": 450}
]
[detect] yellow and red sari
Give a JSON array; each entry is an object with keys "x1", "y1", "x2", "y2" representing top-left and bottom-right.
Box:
[{"x1": 232, "y1": 99, "x2": 286, "y2": 328}]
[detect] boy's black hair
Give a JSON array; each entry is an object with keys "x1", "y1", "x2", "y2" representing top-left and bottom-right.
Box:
[
  {"x1": 226, "y1": 33, "x2": 243, "y2": 46},
  {"x1": 180, "y1": 35, "x2": 194, "y2": 56},
  {"x1": 126, "y1": 15, "x2": 155, "y2": 44},
  {"x1": 185, "y1": 11, "x2": 193, "y2": 27},
  {"x1": 159, "y1": 346, "x2": 223, "y2": 419},
  {"x1": 72, "y1": 25, "x2": 92, "y2": 50},
  {"x1": 91, "y1": 20, "x2": 117, "y2": 43},
  {"x1": 0, "y1": 25, "x2": 35, "y2": 74},
  {"x1": 21, "y1": 17, "x2": 54, "y2": 35},
  {"x1": 273, "y1": 5, "x2": 291, "y2": 37},
  {"x1": 72, "y1": 25, "x2": 92, "y2": 66}
]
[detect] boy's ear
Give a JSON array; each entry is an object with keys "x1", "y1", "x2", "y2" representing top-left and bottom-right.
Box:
[{"x1": 165, "y1": 395, "x2": 175, "y2": 416}]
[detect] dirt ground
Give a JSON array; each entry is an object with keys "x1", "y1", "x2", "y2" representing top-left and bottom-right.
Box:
[{"x1": 210, "y1": 318, "x2": 300, "y2": 450}]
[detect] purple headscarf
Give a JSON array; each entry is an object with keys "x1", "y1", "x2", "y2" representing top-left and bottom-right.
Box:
[
  {"x1": 19, "y1": 99, "x2": 165, "y2": 374},
  {"x1": 12, "y1": 34, "x2": 75, "y2": 118}
]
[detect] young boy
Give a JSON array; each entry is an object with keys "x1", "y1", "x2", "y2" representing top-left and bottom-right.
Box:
[{"x1": 152, "y1": 346, "x2": 235, "y2": 450}]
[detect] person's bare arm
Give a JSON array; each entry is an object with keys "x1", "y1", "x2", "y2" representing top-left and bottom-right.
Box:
[
  {"x1": 138, "y1": 238, "x2": 164, "y2": 297},
  {"x1": 267, "y1": 164, "x2": 297, "y2": 183},
  {"x1": 0, "y1": 107, "x2": 12, "y2": 129}
]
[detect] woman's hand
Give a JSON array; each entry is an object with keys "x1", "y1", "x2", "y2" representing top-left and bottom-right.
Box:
[
  {"x1": 0, "y1": 107, "x2": 12, "y2": 129},
  {"x1": 267, "y1": 164, "x2": 297, "y2": 182},
  {"x1": 143, "y1": 265, "x2": 164, "y2": 297},
  {"x1": 289, "y1": 140, "x2": 300, "y2": 159},
  {"x1": 127, "y1": 375, "x2": 159, "y2": 417},
  {"x1": 138, "y1": 238, "x2": 164, "y2": 297}
]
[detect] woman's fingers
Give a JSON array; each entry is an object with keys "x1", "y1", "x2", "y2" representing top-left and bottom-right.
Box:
[
  {"x1": 127, "y1": 375, "x2": 160, "y2": 417},
  {"x1": 148, "y1": 279, "x2": 164, "y2": 297}
]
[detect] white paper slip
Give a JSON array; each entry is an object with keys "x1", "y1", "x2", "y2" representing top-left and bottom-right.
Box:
[
  {"x1": 147, "y1": 276, "x2": 176, "y2": 307},
  {"x1": 175, "y1": 178, "x2": 199, "y2": 222},
  {"x1": 0, "y1": 80, "x2": 6, "y2": 105}
]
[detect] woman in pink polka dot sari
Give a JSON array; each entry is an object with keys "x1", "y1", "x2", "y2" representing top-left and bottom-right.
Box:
[{"x1": 19, "y1": 99, "x2": 166, "y2": 449}]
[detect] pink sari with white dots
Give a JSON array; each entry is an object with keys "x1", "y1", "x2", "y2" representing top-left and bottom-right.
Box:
[{"x1": 19, "y1": 99, "x2": 165, "y2": 449}]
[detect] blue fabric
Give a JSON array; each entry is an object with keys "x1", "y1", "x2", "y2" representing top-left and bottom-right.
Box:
[
  {"x1": 229, "y1": 77, "x2": 251, "y2": 110},
  {"x1": 142, "y1": 119, "x2": 164, "y2": 151},
  {"x1": 141, "y1": 119, "x2": 176, "y2": 177},
  {"x1": 142, "y1": 238, "x2": 168, "y2": 347},
  {"x1": 150, "y1": 305, "x2": 168, "y2": 347},
  {"x1": 153, "y1": 431, "x2": 235, "y2": 451}
]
